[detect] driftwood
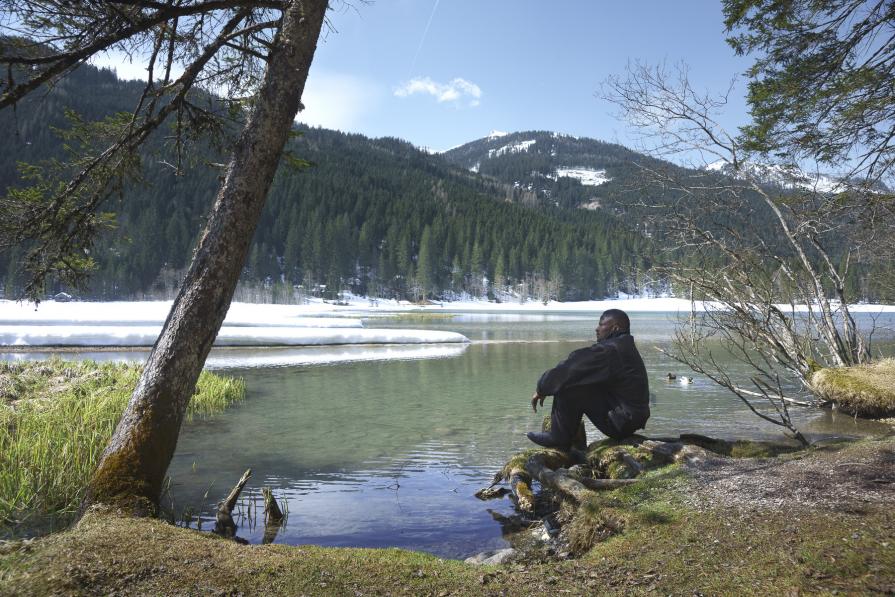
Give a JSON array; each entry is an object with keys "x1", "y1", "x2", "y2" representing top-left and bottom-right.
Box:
[{"x1": 214, "y1": 468, "x2": 252, "y2": 538}]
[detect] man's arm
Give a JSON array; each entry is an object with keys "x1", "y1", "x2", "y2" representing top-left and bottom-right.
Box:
[{"x1": 536, "y1": 344, "x2": 614, "y2": 397}]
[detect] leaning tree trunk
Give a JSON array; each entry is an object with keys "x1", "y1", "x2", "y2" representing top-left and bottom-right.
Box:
[{"x1": 82, "y1": 0, "x2": 328, "y2": 515}]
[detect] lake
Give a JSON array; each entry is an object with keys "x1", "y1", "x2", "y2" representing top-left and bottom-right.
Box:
[{"x1": 5, "y1": 310, "x2": 894, "y2": 558}]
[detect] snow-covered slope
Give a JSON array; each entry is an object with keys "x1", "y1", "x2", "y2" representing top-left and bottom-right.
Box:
[{"x1": 705, "y1": 159, "x2": 846, "y2": 193}]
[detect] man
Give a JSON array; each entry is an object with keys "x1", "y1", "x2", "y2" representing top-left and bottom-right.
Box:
[{"x1": 528, "y1": 309, "x2": 650, "y2": 450}]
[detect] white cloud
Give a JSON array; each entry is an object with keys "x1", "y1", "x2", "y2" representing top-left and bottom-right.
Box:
[
  {"x1": 394, "y1": 76, "x2": 482, "y2": 107},
  {"x1": 297, "y1": 71, "x2": 383, "y2": 132}
]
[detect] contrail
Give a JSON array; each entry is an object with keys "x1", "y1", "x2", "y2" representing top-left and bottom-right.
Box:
[{"x1": 408, "y1": 0, "x2": 441, "y2": 78}]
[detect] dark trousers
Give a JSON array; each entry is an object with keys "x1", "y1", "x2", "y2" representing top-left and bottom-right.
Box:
[{"x1": 549, "y1": 384, "x2": 648, "y2": 444}]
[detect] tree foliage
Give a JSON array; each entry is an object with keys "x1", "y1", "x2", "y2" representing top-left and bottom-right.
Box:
[
  {"x1": 2, "y1": 0, "x2": 330, "y2": 514},
  {"x1": 0, "y1": 0, "x2": 288, "y2": 301},
  {"x1": 0, "y1": 74, "x2": 656, "y2": 303},
  {"x1": 724, "y1": 0, "x2": 895, "y2": 187}
]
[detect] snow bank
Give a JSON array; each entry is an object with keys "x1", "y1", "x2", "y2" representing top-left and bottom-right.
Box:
[
  {"x1": 0, "y1": 344, "x2": 470, "y2": 369},
  {"x1": 204, "y1": 344, "x2": 469, "y2": 369},
  {"x1": 0, "y1": 299, "x2": 472, "y2": 348},
  {"x1": 0, "y1": 325, "x2": 468, "y2": 347},
  {"x1": 1, "y1": 297, "x2": 891, "y2": 350},
  {"x1": 0, "y1": 300, "x2": 361, "y2": 327}
]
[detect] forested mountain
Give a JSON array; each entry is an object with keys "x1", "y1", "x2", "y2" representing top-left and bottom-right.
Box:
[
  {"x1": 3, "y1": 62, "x2": 891, "y2": 303},
  {"x1": 442, "y1": 130, "x2": 661, "y2": 216},
  {"x1": 443, "y1": 131, "x2": 895, "y2": 302},
  {"x1": 0, "y1": 64, "x2": 655, "y2": 302}
]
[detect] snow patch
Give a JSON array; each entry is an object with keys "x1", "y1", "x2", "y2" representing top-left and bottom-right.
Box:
[
  {"x1": 579, "y1": 199, "x2": 602, "y2": 210},
  {"x1": 469, "y1": 162, "x2": 480, "y2": 173},
  {"x1": 705, "y1": 159, "x2": 847, "y2": 193},
  {"x1": 0, "y1": 301, "x2": 363, "y2": 327},
  {"x1": 1, "y1": 344, "x2": 470, "y2": 370},
  {"x1": 489, "y1": 139, "x2": 536, "y2": 158},
  {"x1": 0, "y1": 325, "x2": 468, "y2": 347},
  {"x1": 487, "y1": 130, "x2": 508, "y2": 139},
  {"x1": 556, "y1": 167, "x2": 611, "y2": 186},
  {"x1": 0, "y1": 300, "x2": 469, "y2": 348}
]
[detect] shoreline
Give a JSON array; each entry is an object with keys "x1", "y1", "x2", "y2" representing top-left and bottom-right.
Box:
[{"x1": 3, "y1": 433, "x2": 894, "y2": 595}]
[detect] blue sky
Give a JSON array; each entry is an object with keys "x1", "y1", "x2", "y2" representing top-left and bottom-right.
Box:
[
  {"x1": 298, "y1": 0, "x2": 754, "y2": 152},
  {"x1": 92, "y1": 1, "x2": 754, "y2": 154}
]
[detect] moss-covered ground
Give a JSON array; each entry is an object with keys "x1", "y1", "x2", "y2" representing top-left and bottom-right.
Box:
[{"x1": 2, "y1": 435, "x2": 893, "y2": 595}]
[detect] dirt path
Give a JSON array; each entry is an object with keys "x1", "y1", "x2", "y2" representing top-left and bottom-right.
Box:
[{"x1": 684, "y1": 435, "x2": 895, "y2": 513}]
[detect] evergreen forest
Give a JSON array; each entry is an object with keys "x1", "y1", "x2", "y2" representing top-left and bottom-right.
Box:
[{"x1": 1, "y1": 63, "x2": 892, "y2": 303}]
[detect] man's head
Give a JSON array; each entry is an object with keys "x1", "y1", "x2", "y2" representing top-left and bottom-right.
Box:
[{"x1": 596, "y1": 309, "x2": 630, "y2": 341}]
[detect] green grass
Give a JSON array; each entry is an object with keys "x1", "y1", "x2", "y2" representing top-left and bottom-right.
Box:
[
  {"x1": 0, "y1": 359, "x2": 244, "y2": 529},
  {"x1": 1, "y1": 438, "x2": 894, "y2": 594}
]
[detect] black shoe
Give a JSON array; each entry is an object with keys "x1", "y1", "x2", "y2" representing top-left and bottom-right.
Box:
[{"x1": 526, "y1": 431, "x2": 570, "y2": 451}]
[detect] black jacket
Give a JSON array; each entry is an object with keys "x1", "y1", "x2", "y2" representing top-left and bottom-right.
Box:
[{"x1": 537, "y1": 332, "x2": 650, "y2": 416}]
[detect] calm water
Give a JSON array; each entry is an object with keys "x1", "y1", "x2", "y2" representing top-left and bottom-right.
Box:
[{"x1": 6, "y1": 311, "x2": 894, "y2": 557}]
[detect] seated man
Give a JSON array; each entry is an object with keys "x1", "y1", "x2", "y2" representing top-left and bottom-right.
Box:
[{"x1": 528, "y1": 309, "x2": 650, "y2": 449}]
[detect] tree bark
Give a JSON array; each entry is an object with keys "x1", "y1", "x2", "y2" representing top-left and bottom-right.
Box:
[{"x1": 82, "y1": 0, "x2": 328, "y2": 515}]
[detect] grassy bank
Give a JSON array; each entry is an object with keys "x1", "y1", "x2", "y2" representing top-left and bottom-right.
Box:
[
  {"x1": 0, "y1": 359, "x2": 245, "y2": 529},
  {"x1": 811, "y1": 358, "x2": 895, "y2": 418},
  {"x1": 1, "y1": 435, "x2": 893, "y2": 595}
]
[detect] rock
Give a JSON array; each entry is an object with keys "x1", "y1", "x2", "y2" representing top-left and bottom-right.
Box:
[
  {"x1": 464, "y1": 548, "x2": 517, "y2": 565},
  {"x1": 675, "y1": 444, "x2": 714, "y2": 465},
  {"x1": 640, "y1": 440, "x2": 683, "y2": 463},
  {"x1": 543, "y1": 518, "x2": 561, "y2": 537},
  {"x1": 530, "y1": 521, "x2": 552, "y2": 542}
]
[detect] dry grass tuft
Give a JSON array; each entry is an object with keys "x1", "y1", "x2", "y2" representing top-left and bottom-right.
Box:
[{"x1": 811, "y1": 358, "x2": 895, "y2": 418}]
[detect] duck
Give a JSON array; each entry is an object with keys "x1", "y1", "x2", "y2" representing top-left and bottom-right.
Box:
[
  {"x1": 679, "y1": 376, "x2": 693, "y2": 384},
  {"x1": 665, "y1": 373, "x2": 677, "y2": 381}
]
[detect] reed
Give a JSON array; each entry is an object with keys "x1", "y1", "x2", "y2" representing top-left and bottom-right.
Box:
[{"x1": 0, "y1": 358, "x2": 245, "y2": 529}]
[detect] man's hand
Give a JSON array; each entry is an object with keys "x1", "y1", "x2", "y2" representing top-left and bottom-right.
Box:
[{"x1": 531, "y1": 391, "x2": 546, "y2": 413}]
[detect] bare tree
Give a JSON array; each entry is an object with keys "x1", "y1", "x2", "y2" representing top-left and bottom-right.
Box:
[
  {"x1": 1, "y1": 0, "x2": 329, "y2": 514},
  {"x1": 603, "y1": 62, "x2": 880, "y2": 444}
]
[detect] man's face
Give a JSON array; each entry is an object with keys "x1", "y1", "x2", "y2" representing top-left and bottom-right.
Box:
[{"x1": 595, "y1": 316, "x2": 617, "y2": 341}]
